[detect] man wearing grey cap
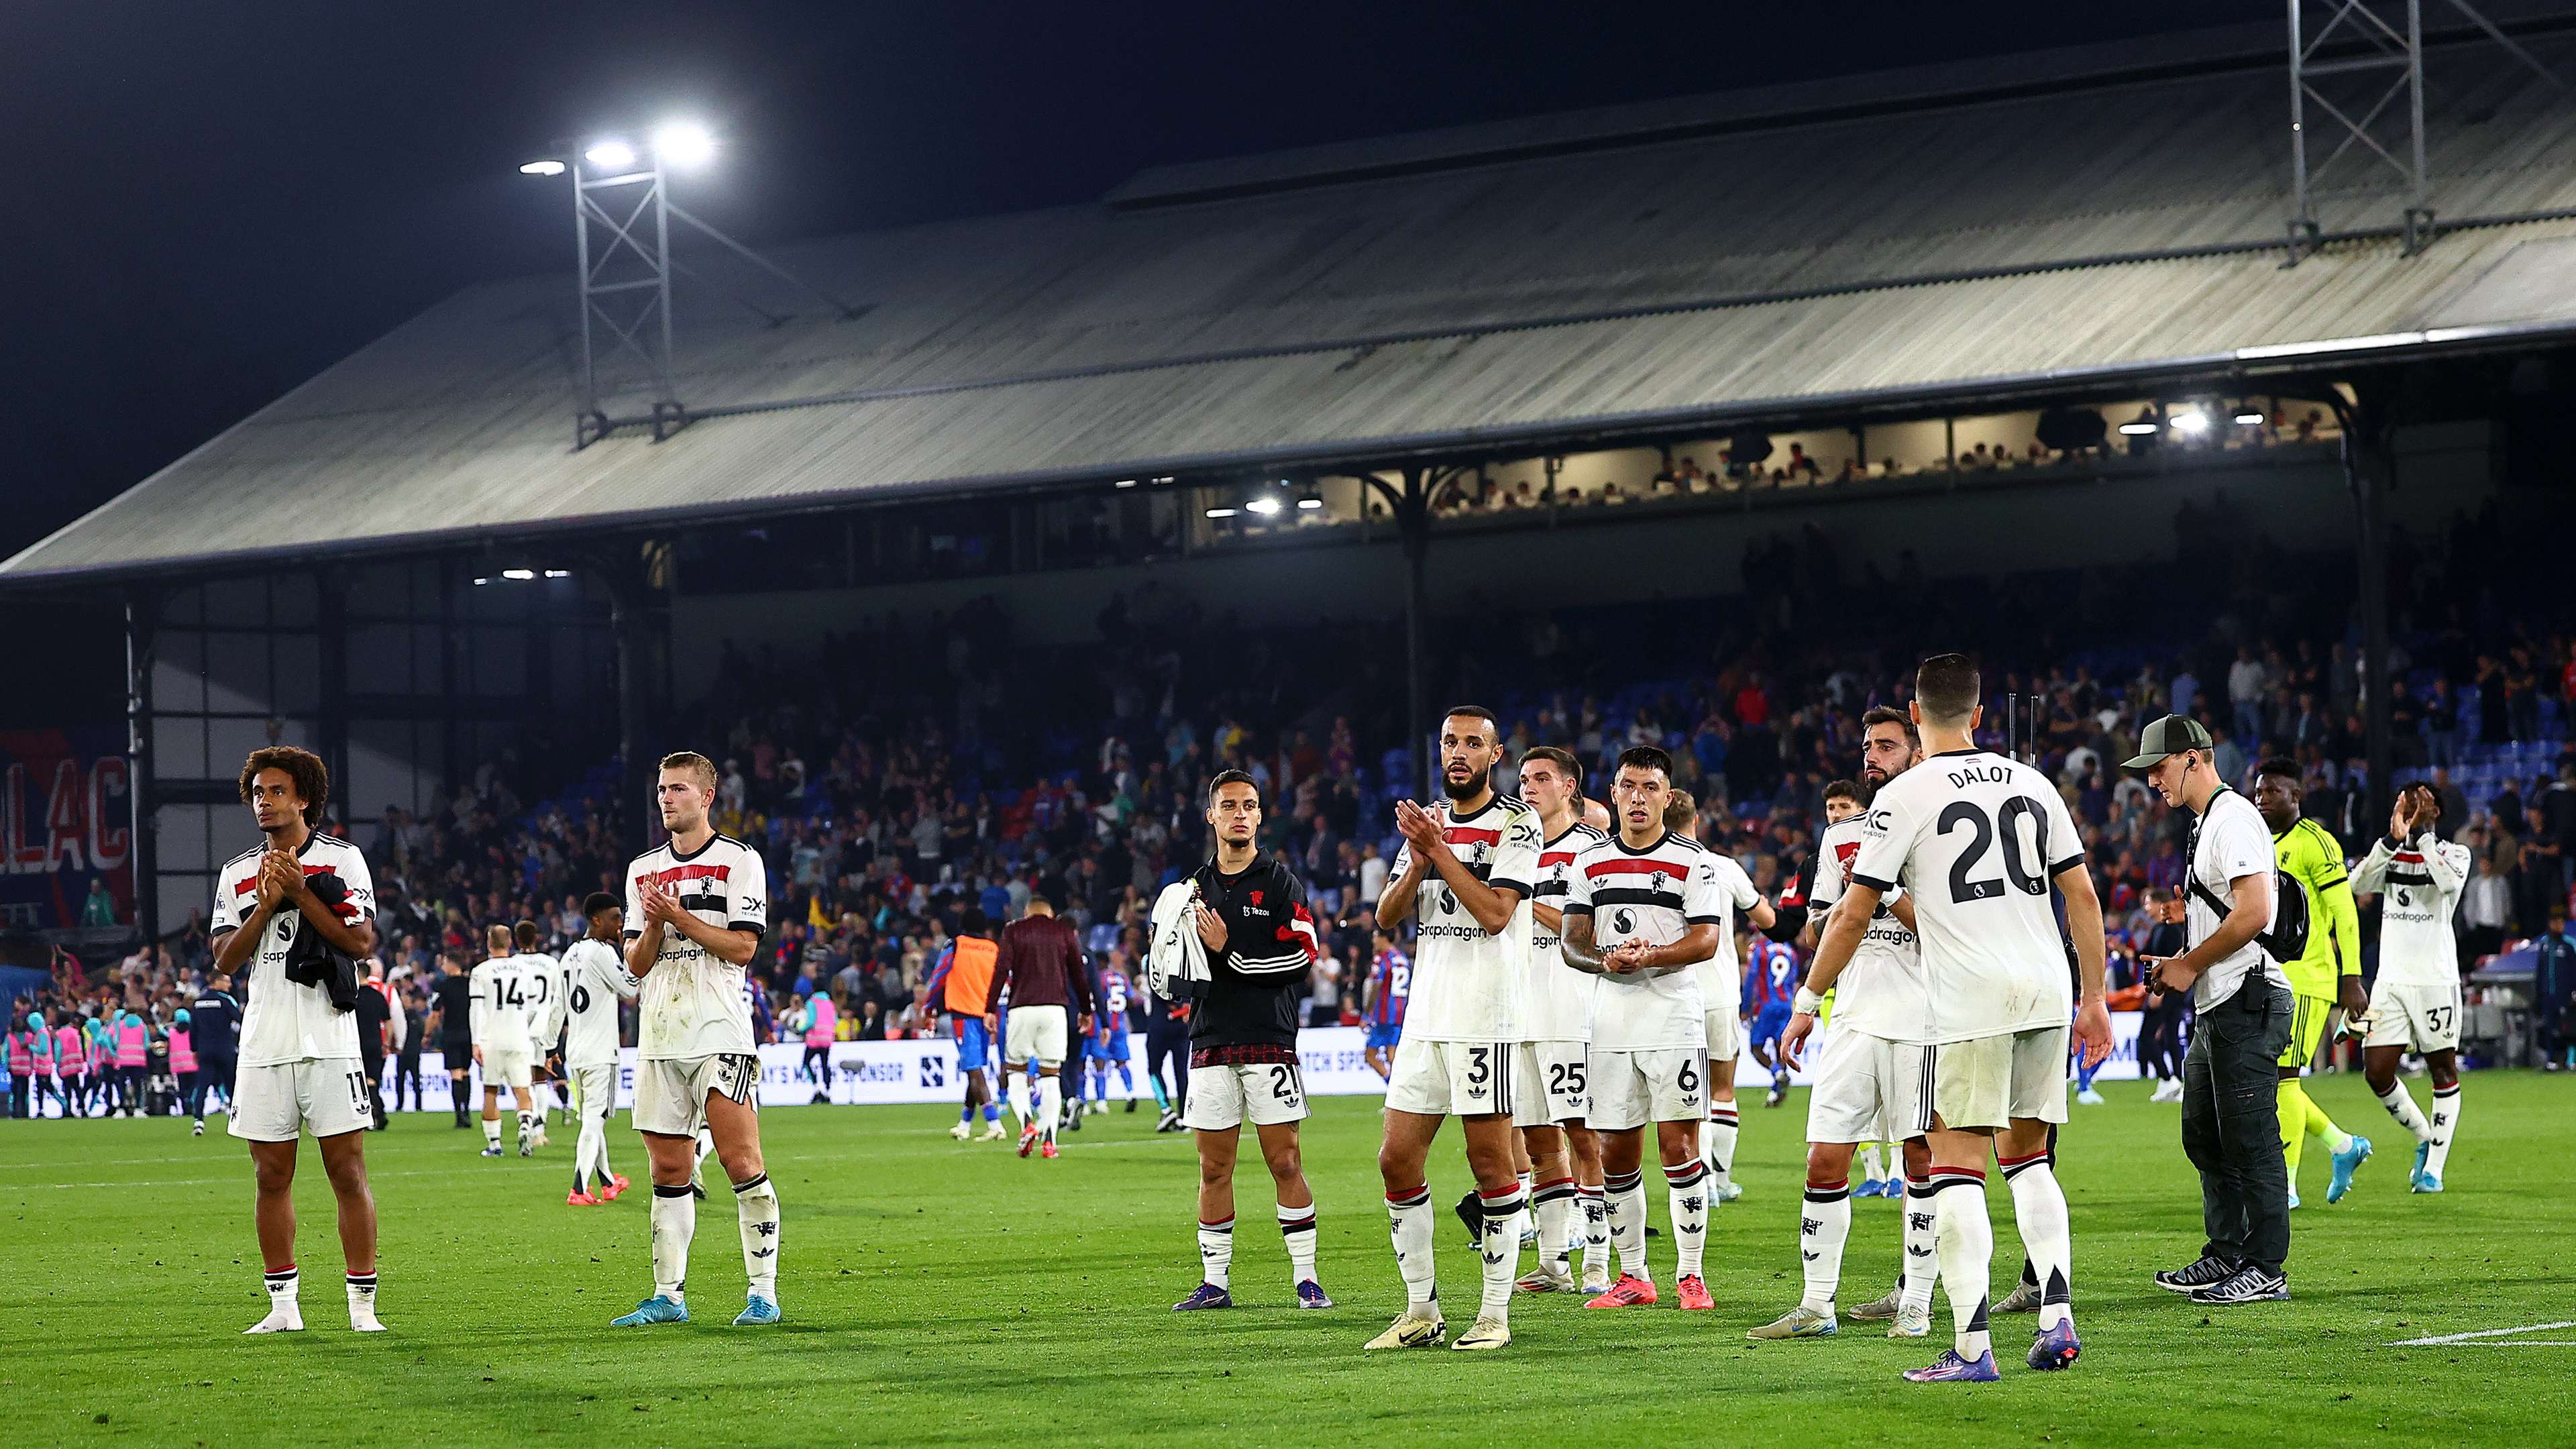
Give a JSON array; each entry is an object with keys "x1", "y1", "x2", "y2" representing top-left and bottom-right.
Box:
[{"x1": 2127, "y1": 715, "x2": 2296, "y2": 1305}]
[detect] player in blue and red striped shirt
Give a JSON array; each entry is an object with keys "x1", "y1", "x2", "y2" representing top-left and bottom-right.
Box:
[
  {"x1": 1360, "y1": 928, "x2": 1409, "y2": 1081},
  {"x1": 1744, "y1": 934, "x2": 1803, "y2": 1108}
]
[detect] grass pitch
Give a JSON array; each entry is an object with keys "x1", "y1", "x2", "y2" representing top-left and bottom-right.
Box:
[{"x1": 6, "y1": 1072, "x2": 2573, "y2": 1446}]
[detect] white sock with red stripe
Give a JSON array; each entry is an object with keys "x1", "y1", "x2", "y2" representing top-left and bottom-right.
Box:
[
  {"x1": 1578, "y1": 1184, "x2": 1609, "y2": 1280},
  {"x1": 1279, "y1": 1200, "x2": 1318, "y2": 1287},
  {"x1": 1666, "y1": 1161, "x2": 1711, "y2": 1279},
  {"x1": 1197, "y1": 1216, "x2": 1234, "y2": 1290},
  {"x1": 1387, "y1": 1184, "x2": 1438, "y2": 1314},
  {"x1": 1703, "y1": 1105, "x2": 1740, "y2": 1190},
  {"x1": 1900, "y1": 1176, "x2": 1939, "y2": 1315},
  {"x1": 1800, "y1": 1181, "x2": 1851, "y2": 1313},
  {"x1": 1604, "y1": 1169, "x2": 1649, "y2": 1280},
  {"x1": 1476, "y1": 1184, "x2": 1527, "y2": 1320},
  {"x1": 1533, "y1": 1175, "x2": 1578, "y2": 1270}
]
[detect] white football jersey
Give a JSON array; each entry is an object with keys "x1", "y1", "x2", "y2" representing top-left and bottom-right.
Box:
[
  {"x1": 557, "y1": 938, "x2": 639, "y2": 1069},
  {"x1": 1525, "y1": 822, "x2": 1607, "y2": 1043},
  {"x1": 625, "y1": 833, "x2": 768, "y2": 1059},
  {"x1": 209, "y1": 833, "x2": 374, "y2": 1068},
  {"x1": 1851, "y1": 749, "x2": 2085, "y2": 1044},
  {"x1": 468, "y1": 957, "x2": 535, "y2": 1055},
  {"x1": 1688, "y1": 851, "x2": 1765, "y2": 1018},
  {"x1": 515, "y1": 951, "x2": 561, "y2": 1050},
  {"x1": 2351, "y1": 830, "x2": 2471, "y2": 990},
  {"x1": 1809, "y1": 814, "x2": 1929, "y2": 1044},
  {"x1": 1388, "y1": 792, "x2": 1543, "y2": 1042},
  {"x1": 1563, "y1": 830, "x2": 1743, "y2": 1051}
]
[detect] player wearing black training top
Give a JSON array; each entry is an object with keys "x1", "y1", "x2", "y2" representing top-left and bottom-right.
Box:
[
  {"x1": 429, "y1": 958, "x2": 476, "y2": 1129},
  {"x1": 1171, "y1": 770, "x2": 1333, "y2": 1313}
]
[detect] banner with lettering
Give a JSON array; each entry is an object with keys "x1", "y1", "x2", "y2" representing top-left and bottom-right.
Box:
[{"x1": 0, "y1": 729, "x2": 133, "y2": 931}]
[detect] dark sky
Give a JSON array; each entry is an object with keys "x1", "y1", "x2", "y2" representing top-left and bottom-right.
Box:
[{"x1": 2, "y1": 0, "x2": 2261, "y2": 561}]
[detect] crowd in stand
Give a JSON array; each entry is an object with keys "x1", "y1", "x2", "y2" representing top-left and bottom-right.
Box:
[{"x1": 11, "y1": 504, "x2": 2575, "y2": 1116}]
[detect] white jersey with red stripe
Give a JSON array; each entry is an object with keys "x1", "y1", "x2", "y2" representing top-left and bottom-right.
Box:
[
  {"x1": 2351, "y1": 830, "x2": 2471, "y2": 990},
  {"x1": 1562, "y1": 830, "x2": 1744, "y2": 1051},
  {"x1": 1808, "y1": 814, "x2": 1929, "y2": 1043},
  {"x1": 624, "y1": 834, "x2": 769, "y2": 1060},
  {"x1": 1526, "y1": 821, "x2": 1608, "y2": 1043},
  {"x1": 1389, "y1": 792, "x2": 1543, "y2": 1042},
  {"x1": 209, "y1": 833, "x2": 374, "y2": 1068}
]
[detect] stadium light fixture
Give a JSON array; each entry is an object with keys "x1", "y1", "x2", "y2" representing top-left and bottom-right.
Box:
[
  {"x1": 1297, "y1": 496, "x2": 1326, "y2": 511},
  {"x1": 1244, "y1": 496, "x2": 1283, "y2": 516},
  {"x1": 519, "y1": 158, "x2": 567, "y2": 177},
  {"x1": 2234, "y1": 410, "x2": 2267, "y2": 425},
  {"x1": 2117, "y1": 421, "x2": 2159, "y2": 436},
  {"x1": 652, "y1": 121, "x2": 716, "y2": 168},
  {"x1": 472, "y1": 577, "x2": 491, "y2": 587},
  {"x1": 1112, "y1": 478, "x2": 1138, "y2": 489},
  {"x1": 544, "y1": 569, "x2": 572, "y2": 578},
  {"x1": 584, "y1": 138, "x2": 637, "y2": 170},
  {"x1": 501, "y1": 568, "x2": 537, "y2": 581},
  {"x1": 2168, "y1": 409, "x2": 2209, "y2": 435},
  {"x1": 1205, "y1": 506, "x2": 1240, "y2": 519}
]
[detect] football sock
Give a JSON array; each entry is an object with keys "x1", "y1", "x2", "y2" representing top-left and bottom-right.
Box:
[
  {"x1": 1387, "y1": 1183, "x2": 1437, "y2": 1313},
  {"x1": 1279, "y1": 1200, "x2": 1318, "y2": 1285},
  {"x1": 2302, "y1": 1091, "x2": 2353, "y2": 1155},
  {"x1": 733, "y1": 1173, "x2": 780, "y2": 1299},
  {"x1": 650, "y1": 1183, "x2": 695, "y2": 1303},
  {"x1": 1116, "y1": 1063, "x2": 1134, "y2": 1094},
  {"x1": 2076, "y1": 1055, "x2": 2100, "y2": 1091},
  {"x1": 693, "y1": 1126, "x2": 716, "y2": 1175},
  {"x1": 2001, "y1": 1152, "x2": 2073, "y2": 1332},
  {"x1": 1148, "y1": 1075, "x2": 1171, "y2": 1113},
  {"x1": 2376, "y1": 1081, "x2": 2433, "y2": 1144},
  {"x1": 482, "y1": 1117, "x2": 502, "y2": 1150},
  {"x1": 1007, "y1": 1075, "x2": 1031, "y2": 1130},
  {"x1": 960, "y1": 1101, "x2": 975, "y2": 1124},
  {"x1": 345, "y1": 1271, "x2": 380, "y2": 1326},
  {"x1": 1900, "y1": 1177, "x2": 1937, "y2": 1315},
  {"x1": 1577, "y1": 1185, "x2": 1609, "y2": 1279},
  {"x1": 983, "y1": 1101, "x2": 1001, "y2": 1124},
  {"x1": 1197, "y1": 1215, "x2": 1234, "y2": 1290},
  {"x1": 1605, "y1": 1169, "x2": 1648, "y2": 1279},
  {"x1": 1703, "y1": 1106, "x2": 1740, "y2": 1191},
  {"x1": 2277, "y1": 1080, "x2": 2308, "y2": 1178},
  {"x1": 2426, "y1": 1085, "x2": 2461, "y2": 1179},
  {"x1": 1858, "y1": 1143, "x2": 1886, "y2": 1183},
  {"x1": 264, "y1": 1265, "x2": 299, "y2": 1318},
  {"x1": 1036, "y1": 1074, "x2": 1063, "y2": 1143},
  {"x1": 1666, "y1": 1161, "x2": 1711, "y2": 1279},
  {"x1": 1799, "y1": 1181, "x2": 1852, "y2": 1313},
  {"x1": 517, "y1": 1110, "x2": 536, "y2": 1146},
  {"x1": 1533, "y1": 1175, "x2": 1578, "y2": 1269},
  {"x1": 1517, "y1": 1169, "x2": 1535, "y2": 1199},
  {"x1": 1929, "y1": 1169, "x2": 1993, "y2": 1362},
  {"x1": 451, "y1": 1093, "x2": 468, "y2": 1126},
  {"x1": 1477, "y1": 1185, "x2": 1527, "y2": 1320}
]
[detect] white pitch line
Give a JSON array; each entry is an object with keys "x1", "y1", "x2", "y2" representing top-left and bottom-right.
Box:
[{"x1": 2387, "y1": 1320, "x2": 2576, "y2": 1346}]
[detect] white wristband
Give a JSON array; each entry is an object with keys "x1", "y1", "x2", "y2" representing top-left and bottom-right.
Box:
[{"x1": 1792, "y1": 987, "x2": 1823, "y2": 1018}]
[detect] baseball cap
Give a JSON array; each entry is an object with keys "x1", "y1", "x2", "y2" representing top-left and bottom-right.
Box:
[{"x1": 2121, "y1": 714, "x2": 2213, "y2": 768}]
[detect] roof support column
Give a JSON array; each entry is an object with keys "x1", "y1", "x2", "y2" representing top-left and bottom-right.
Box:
[
  {"x1": 2339, "y1": 388, "x2": 2397, "y2": 829},
  {"x1": 123, "y1": 590, "x2": 158, "y2": 945}
]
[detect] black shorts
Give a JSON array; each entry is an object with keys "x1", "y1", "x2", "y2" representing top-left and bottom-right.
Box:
[{"x1": 442, "y1": 1036, "x2": 471, "y2": 1066}]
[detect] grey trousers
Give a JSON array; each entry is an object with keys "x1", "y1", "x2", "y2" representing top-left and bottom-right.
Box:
[{"x1": 2180, "y1": 980, "x2": 2294, "y2": 1274}]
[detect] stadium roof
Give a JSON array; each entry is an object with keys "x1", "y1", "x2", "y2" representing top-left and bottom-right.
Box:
[{"x1": 18, "y1": 7, "x2": 2576, "y2": 585}]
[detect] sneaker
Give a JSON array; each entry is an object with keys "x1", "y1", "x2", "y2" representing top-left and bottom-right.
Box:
[
  {"x1": 1451, "y1": 1316, "x2": 1511, "y2": 1351},
  {"x1": 602, "y1": 1174, "x2": 629, "y2": 1201},
  {"x1": 1585, "y1": 1275, "x2": 1658, "y2": 1308},
  {"x1": 1040, "y1": 1141, "x2": 1060, "y2": 1160},
  {"x1": 349, "y1": 1308, "x2": 387, "y2": 1333},
  {"x1": 1903, "y1": 1348, "x2": 2001, "y2": 1383},
  {"x1": 1155, "y1": 1110, "x2": 1179, "y2": 1132},
  {"x1": 2411, "y1": 1140, "x2": 2431, "y2": 1187},
  {"x1": 979, "y1": 1122, "x2": 1008, "y2": 1141},
  {"x1": 1765, "y1": 1087, "x2": 1786, "y2": 1108},
  {"x1": 1581, "y1": 1266, "x2": 1613, "y2": 1296},
  {"x1": 610, "y1": 1295, "x2": 688, "y2": 1326},
  {"x1": 1847, "y1": 1283, "x2": 1904, "y2": 1321},
  {"x1": 2027, "y1": 1320, "x2": 2081, "y2": 1370},
  {"x1": 2287, "y1": 1187, "x2": 2302, "y2": 1211},
  {"x1": 242, "y1": 1308, "x2": 305, "y2": 1335},
  {"x1": 1515, "y1": 1263, "x2": 1576, "y2": 1294},
  {"x1": 2190, "y1": 1265, "x2": 2290, "y2": 1304},
  {"x1": 1171, "y1": 1282, "x2": 1234, "y2": 1311},
  {"x1": 518, "y1": 1140, "x2": 533, "y2": 1159},
  {"x1": 2076, "y1": 1087, "x2": 2106, "y2": 1106},
  {"x1": 1676, "y1": 1275, "x2": 1716, "y2": 1311},
  {"x1": 2153, "y1": 1255, "x2": 2237, "y2": 1293},
  {"x1": 1996, "y1": 1280, "x2": 2043, "y2": 1313},
  {"x1": 567, "y1": 1190, "x2": 601, "y2": 1207},
  {"x1": 1363, "y1": 1310, "x2": 1446, "y2": 1350},
  {"x1": 1064, "y1": 1111, "x2": 1083, "y2": 1134},
  {"x1": 1747, "y1": 1304, "x2": 1837, "y2": 1339},
  {"x1": 2326, "y1": 1134, "x2": 2372, "y2": 1203},
  {"x1": 1295, "y1": 1280, "x2": 1334, "y2": 1310},
  {"x1": 2411, "y1": 1173, "x2": 2443, "y2": 1194},
  {"x1": 950, "y1": 1121, "x2": 971, "y2": 1141},
  {"x1": 1126, "y1": 1098, "x2": 1140, "y2": 1114},
  {"x1": 733, "y1": 1294, "x2": 782, "y2": 1326},
  {"x1": 1018, "y1": 1124, "x2": 1040, "y2": 1159},
  {"x1": 192, "y1": 1119, "x2": 205, "y2": 1137},
  {"x1": 1856, "y1": 1177, "x2": 1886, "y2": 1199},
  {"x1": 1716, "y1": 1181, "x2": 1744, "y2": 1203},
  {"x1": 1890, "y1": 1305, "x2": 1933, "y2": 1338},
  {"x1": 479, "y1": 1146, "x2": 504, "y2": 1159},
  {"x1": 688, "y1": 1179, "x2": 707, "y2": 1201},
  {"x1": 1453, "y1": 1191, "x2": 1485, "y2": 1250}
]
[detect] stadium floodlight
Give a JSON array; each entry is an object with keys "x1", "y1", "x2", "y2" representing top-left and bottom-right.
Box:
[
  {"x1": 2235, "y1": 410, "x2": 2268, "y2": 425},
  {"x1": 652, "y1": 121, "x2": 716, "y2": 168},
  {"x1": 1112, "y1": 478, "x2": 1138, "y2": 489},
  {"x1": 543, "y1": 569, "x2": 572, "y2": 578},
  {"x1": 1205, "y1": 506, "x2": 1240, "y2": 519},
  {"x1": 584, "y1": 138, "x2": 637, "y2": 170},
  {"x1": 501, "y1": 568, "x2": 537, "y2": 581},
  {"x1": 472, "y1": 576, "x2": 491, "y2": 586},
  {"x1": 1245, "y1": 496, "x2": 1283, "y2": 516},
  {"x1": 519, "y1": 158, "x2": 567, "y2": 177},
  {"x1": 2117, "y1": 421, "x2": 2159, "y2": 436},
  {"x1": 1297, "y1": 496, "x2": 1326, "y2": 511},
  {"x1": 2169, "y1": 409, "x2": 2210, "y2": 435}
]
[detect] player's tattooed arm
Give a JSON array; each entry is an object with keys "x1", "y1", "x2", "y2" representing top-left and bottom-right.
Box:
[{"x1": 1558, "y1": 912, "x2": 1612, "y2": 976}]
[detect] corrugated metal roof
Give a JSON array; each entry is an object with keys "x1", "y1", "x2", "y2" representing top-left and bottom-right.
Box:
[{"x1": 16, "y1": 16, "x2": 2576, "y2": 584}]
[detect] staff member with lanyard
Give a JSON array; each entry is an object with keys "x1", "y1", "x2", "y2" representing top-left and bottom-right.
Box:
[{"x1": 2127, "y1": 716, "x2": 2296, "y2": 1306}]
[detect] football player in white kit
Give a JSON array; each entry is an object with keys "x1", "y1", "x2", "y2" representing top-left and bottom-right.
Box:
[
  {"x1": 468, "y1": 924, "x2": 541, "y2": 1158},
  {"x1": 1799, "y1": 655, "x2": 2112, "y2": 1383},
  {"x1": 2351, "y1": 782, "x2": 2472, "y2": 1192},
  {"x1": 1666, "y1": 795, "x2": 1778, "y2": 1203},
  {"x1": 1508, "y1": 746, "x2": 1612, "y2": 1296},
  {"x1": 1759, "y1": 707, "x2": 1937, "y2": 1342},
  {"x1": 1558, "y1": 747, "x2": 1764, "y2": 1314},
  {"x1": 612, "y1": 751, "x2": 783, "y2": 1329},
  {"x1": 511, "y1": 919, "x2": 563, "y2": 1140},
  {"x1": 1368, "y1": 707, "x2": 1543, "y2": 1354},
  {"x1": 544, "y1": 892, "x2": 640, "y2": 1205},
  {"x1": 209, "y1": 745, "x2": 386, "y2": 1334}
]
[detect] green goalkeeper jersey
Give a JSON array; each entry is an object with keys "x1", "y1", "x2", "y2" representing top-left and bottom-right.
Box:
[{"x1": 2273, "y1": 816, "x2": 2361, "y2": 1000}]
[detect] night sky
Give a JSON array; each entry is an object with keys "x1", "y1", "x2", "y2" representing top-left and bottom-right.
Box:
[{"x1": 3, "y1": 0, "x2": 2261, "y2": 563}]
